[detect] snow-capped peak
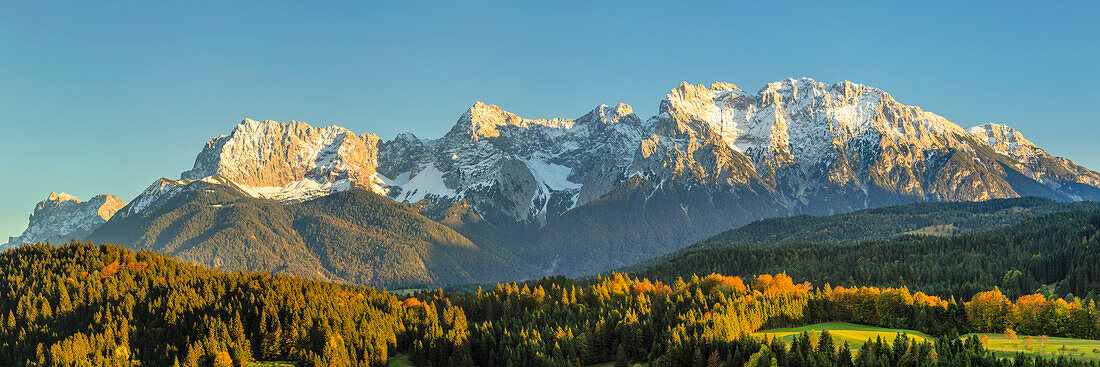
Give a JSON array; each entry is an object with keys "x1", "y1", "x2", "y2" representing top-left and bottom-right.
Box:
[
  {"x1": 3, "y1": 193, "x2": 126, "y2": 249},
  {"x1": 178, "y1": 118, "x2": 385, "y2": 203},
  {"x1": 969, "y1": 123, "x2": 1038, "y2": 157},
  {"x1": 576, "y1": 103, "x2": 641, "y2": 126},
  {"x1": 393, "y1": 132, "x2": 424, "y2": 143},
  {"x1": 964, "y1": 123, "x2": 1100, "y2": 188},
  {"x1": 450, "y1": 102, "x2": 575, "y2": 140},
  {"x1": 44, "y1": 192, "x2": 80, "y2": 204}
]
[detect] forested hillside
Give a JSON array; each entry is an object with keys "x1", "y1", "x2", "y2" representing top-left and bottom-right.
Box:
[
  {"x1": 89, "y1": 184, "x2": 533, "y2": 288},
  {"x1": 0, "y1": 242, "x2": 406, "y2": 366},
  {"x1": 3, "y1": 242, "x2": 1100, "y2": 366},
  {"x1": 686, "y1": 197, "x2": 1100, "y2": 250},
  {"x1": 636, "y1": 209, "x2": 1100, "y2": 300}
]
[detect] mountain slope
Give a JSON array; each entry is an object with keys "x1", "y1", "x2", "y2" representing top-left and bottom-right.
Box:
[
  {"x1": 3, "y1": 193, "x2": 126, "y2": 250},
  {"x1": 515, "y1": 175, "x2": 786, "y2": 275},
  {"x1": 89, "y1": 181, "x2": 533, "y2": 288}
]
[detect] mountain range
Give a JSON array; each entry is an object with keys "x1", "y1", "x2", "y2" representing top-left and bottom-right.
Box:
[{"x1": 6, "y1": 77, "x2": 1100, "y2": 288}]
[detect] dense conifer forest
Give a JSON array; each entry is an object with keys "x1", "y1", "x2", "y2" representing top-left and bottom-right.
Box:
[
  {"x1": 683, "y1": 197, "x2": 1100, "y2": 250},
  {"x1": 3, "y1": 238, "x2": 1100, "y2": 366}
]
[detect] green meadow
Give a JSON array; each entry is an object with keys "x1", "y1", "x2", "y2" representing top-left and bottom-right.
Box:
[
  {"x1": 964, "y1": 333, "x2": 1100, "y2": 361},
  {"x1": 386, "y1": 354, "x2": 414, "y2": 367},
  {"x1": 754, "y1": 322, "x2": 1100, "y2": 362},
  {"x1": 753, "y1": 322, "x2": 933, "y2": 349}
]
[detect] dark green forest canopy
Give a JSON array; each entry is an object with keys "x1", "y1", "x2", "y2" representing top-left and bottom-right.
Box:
[
  {"x1": 634, "y1": 209, "x2": 1100, "y2": 300},
  {"x1": 627, "y1": 197, "x2": 1100, "y2": 270}
]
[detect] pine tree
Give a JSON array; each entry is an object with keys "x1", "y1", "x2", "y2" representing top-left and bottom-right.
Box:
[
  {"x1": 707, "y1": 350, "x2": 721, "y2": 367},
  {"x1": 615, "y1": 344, "x2": 629, "y2": 367},
  {"x1": 837, "y1": 342, "x2": 854, "y2": 367},
  {"x1": 817, "y1": 330, "x2": 835, "y2": 363},
  {"x1": 692, "y1": 347, "x2": 705, "y2": 367}
]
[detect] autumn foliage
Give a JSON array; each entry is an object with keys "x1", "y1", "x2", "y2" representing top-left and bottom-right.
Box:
[{"x1": 3, "y1": 242, "x2": 1100, "y2": 367}]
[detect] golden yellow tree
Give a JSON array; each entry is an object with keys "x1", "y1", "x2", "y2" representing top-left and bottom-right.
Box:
[{"x1": 1003, "y1": 328, "x2": 1018, "y2": 346}]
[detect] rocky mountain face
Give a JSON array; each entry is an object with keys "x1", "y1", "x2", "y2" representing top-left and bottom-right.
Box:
[
  {"x1": 16, "y1": 77, "x2": 1100, "y2": 283},
  {"x1": 109, "y1": 118, "x2": 389, "y2": 220},
  {"x1": 377, "y1": 102, "x2": 649, "y2": 227},
  {"x1": 180, "y1": 118, "x2": 385, "y2": 202},
  {"x1": 379, "y1": 80, "x2": 1100, "y2": 228},
  {"x1": 633, "y1": 79, "x2": 1094, "y2": 212},
  {"x1": 3, "y1": 193, "x2": 126, "y2": 249},
  {"x1": 969, "y1": 123, "x2": 1100, "y2": 194},
  {"x1": 372, "y1": 78, "x2": 1100, "y2": 275}
]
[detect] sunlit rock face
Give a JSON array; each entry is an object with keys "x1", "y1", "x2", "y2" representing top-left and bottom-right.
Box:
[
  {"x1": 639, "y1": 78, "x2": 1100, "y2": 209},
  {"x1": 180, "y1": 118, "x2": 386, "y2": 200}
]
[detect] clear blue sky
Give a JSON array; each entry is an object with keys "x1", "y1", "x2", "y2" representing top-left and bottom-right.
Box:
[{"x1": 2, "y1": 1, "x2": 1098, "y2": 239}]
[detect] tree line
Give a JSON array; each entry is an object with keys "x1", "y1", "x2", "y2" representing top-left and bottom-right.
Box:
[
  {"x1": 2, "y1": 241, "x2": 1099, "y2": 366},
  {"x1": 406, "y1": 272, "x2": 1100, "y2": 367}
]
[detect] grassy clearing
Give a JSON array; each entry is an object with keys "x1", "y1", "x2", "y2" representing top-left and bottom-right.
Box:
[
  {"x1": 753, "y1": 322, "x2": 933, "y2": 349},
  {"x1": 386, "y1": 354, "x2": 414, "y2": 367},
  {"x1": 754, "y1": 323, "x2": 1100, "y2": 362},
  {"x1": 389, "y1": 288, "x2": 428, "y2": 296},
  {"x1": 964, "y1": 333, "x2": 1100, "y2": 361},
  {"x1": 903, "y1": 224, "x2": 959, "y2": 236}
]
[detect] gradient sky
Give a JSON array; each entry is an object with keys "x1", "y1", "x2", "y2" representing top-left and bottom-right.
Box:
[{"x1": 2, "y1": 1, "x2": 1099, "y2": 239}]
